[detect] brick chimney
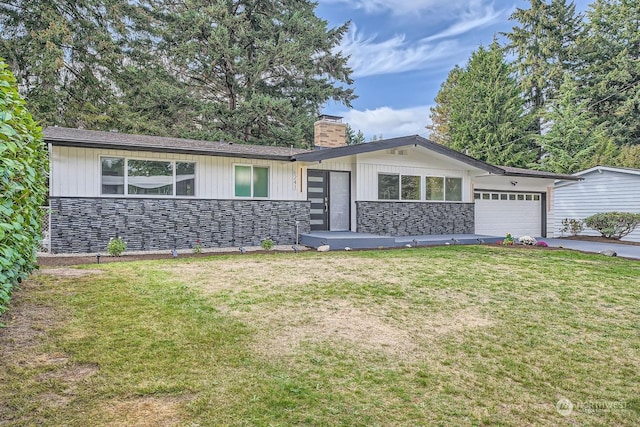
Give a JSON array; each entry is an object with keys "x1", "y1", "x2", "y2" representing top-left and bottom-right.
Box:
[{"x1": 314, "y1": 114, "x2": 347, "y2": 148}]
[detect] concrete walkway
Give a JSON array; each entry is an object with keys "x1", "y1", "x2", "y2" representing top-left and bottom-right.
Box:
[{"x1": 543, "y1": 238, "x2": 640, "y2": 260}]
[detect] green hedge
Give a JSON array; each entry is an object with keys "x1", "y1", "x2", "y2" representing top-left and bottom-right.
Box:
[
  {"x1": 584, "y1": 212, "x2": 640, "y2": 240},
  {"x1": 0, "y1": 59, "x2": 48, "y2": 316}
]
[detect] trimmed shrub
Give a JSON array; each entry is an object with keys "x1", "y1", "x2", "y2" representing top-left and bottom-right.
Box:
[
  {"x1": 0, "y1": 59, "x2": 48, "y2": 316},
  {"x1": 584, "y1": 212, "x2": 640, "y2": 240},
  {"x1": 561, "y1": 218, "x2": 584, "y2": 236},
  {"x1": 261, "y1": 238, "x2": 274, "y2": 251},
  {"x1": 107, "y1": 237, "x2": 127, "y2": 256}
]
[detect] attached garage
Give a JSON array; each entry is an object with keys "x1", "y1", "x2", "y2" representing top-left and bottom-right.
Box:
[{"x1": 474, "y1": 190, "x2": 545, "y2": 237}]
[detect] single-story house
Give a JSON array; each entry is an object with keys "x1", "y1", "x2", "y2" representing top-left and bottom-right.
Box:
[
  {"x1": 554, "y1": 166, "x2": 640, "y2": 242},
  {"x1": 44, "y1": 116, "x2": 575, "y2": 253}
]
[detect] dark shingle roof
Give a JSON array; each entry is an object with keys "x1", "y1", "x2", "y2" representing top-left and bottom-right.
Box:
[
  {"x1": 293, "y1": 135, "x2": 506, "y2": 174},
  {"x1": 44, "y1": 127, "x2": 310, "y2": 160},
  {"x1": 44, "y1": 127, "x2": 580, "y2": 181}
]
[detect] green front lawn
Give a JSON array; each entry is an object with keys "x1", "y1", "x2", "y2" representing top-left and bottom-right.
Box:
[{"x1": 1, "y1": 246, "x2": 639, "y2": 425}]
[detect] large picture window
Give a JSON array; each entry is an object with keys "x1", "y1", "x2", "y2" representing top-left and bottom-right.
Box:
[
  {"x1": 128, "y1": 160, "x2": 173, "y2": 195},
  {"x1": 101, "y1": 157, "x2": 195, "y2": 197},
  {"x1": 235, "y1": 165, "x2": 269, "y2": 198}
]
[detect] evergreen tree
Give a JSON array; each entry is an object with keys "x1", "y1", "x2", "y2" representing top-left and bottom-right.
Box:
[
  {"x1": 148, "y1": 0, "x2": 355, "y2": 146},
  {"x1": 578, "y1": 0, "x2": 640, "y2": 146},
  {"x1": 536, "y1": 75, "x2": 606, "y2": 173},
  {"x1": 503, "y1": 0, "x2": 582, "y2": 134},
  {"x1": 1, "y1": 0, "x2": 355, "y2": 146},
  {"x1": 446, "y1": 41, "x2": 535, "y2": 167},
  {"x1": 0, "y1": 0, "x2": 137, "y2": 128},
  {"x1": 614, "y1": 145, "x2": 640, "y2": 168},
  {"x1": 345, "y1": 124, "x2": 365, "y2": 145},
  {"x1": 428, "y1": 66, "x2": 463, "y2": 145}
]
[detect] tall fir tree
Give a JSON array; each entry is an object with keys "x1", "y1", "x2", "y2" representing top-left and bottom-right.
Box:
[
  {"x1": 345, "y1": 124, "x2": 365, "y2": 145},
  {"x1": 146, "y1": 0, "x2": 355, "y2": 146},
  {"x1": 578, "y1": 0, "x2": 640, "y2": 146},
  {"x1": 536, "y1": 75, "x2": 607, "y2": 174},
  {"x1": 439, "y1": 41, "x2": 535, "y2": 167},
  {"x1": 428, "y1": 65, "x2": 463, "y2": 145},
  {"x1": 1, "y1": 0, "x2": 355, "y2": 146},
  {"x1": 503, "y1": 0, "x2": 582, "y2": 134},
  {"x1": 0, "y1": 0, "x2": 137, "y2": 128}
]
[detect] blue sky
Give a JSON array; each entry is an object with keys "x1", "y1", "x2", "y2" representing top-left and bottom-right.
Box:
[{"x1": 316, "y1": 0, "x2": 591, "y2": 140}]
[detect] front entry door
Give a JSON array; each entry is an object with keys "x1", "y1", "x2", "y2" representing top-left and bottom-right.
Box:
[{"x1": 307, "y1": 170, "x2": 350, "y2": 231}]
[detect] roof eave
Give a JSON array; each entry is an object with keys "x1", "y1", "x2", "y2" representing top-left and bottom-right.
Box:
[
  {"x1": 293, "y1": 135, "x2": 505, "y2": 174},
  {"x1": 503, "y1": 171, "x2": 582, "y2": 181},
  {"x1": 46, "y1": 139, "x2": 295, "y2": 161}
]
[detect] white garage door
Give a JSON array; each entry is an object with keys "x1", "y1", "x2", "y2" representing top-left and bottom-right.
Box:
[{"x1": 474, "y1": 191, "x2": 543, "y2": 237}]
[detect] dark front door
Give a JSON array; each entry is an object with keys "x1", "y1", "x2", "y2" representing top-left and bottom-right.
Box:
[
  {"x1": 307, "y1": 170, "x2": 350, "y2": 231},
  {"x1": 308, "y1": 170, "x2": 329, "y2": 231}
]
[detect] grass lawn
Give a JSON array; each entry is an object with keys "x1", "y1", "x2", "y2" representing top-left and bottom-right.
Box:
[{"x1": 1, "y1": 246, "x2": 639, "y2": 426}]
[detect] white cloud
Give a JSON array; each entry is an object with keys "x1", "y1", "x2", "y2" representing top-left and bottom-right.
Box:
[
  {"x1": 321, "y1": 0, "x2": 496, "y2": 18},
  {"x1": 336, "y1": 1, "x2": 506, "y2": 77},
  {"x1": 423, "y1": 3, "x2": 508, "y2": 42},
  {"x1": 339, "y1": 106, "x2": 433, "y2": 140},
  {"x1": 340, "y1": 25, "x2": 463, "y2": 77}
]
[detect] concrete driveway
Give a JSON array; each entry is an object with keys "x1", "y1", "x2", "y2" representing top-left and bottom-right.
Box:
[{"x1": 544, "y1": 238, "x2": 640, "y2": 260}]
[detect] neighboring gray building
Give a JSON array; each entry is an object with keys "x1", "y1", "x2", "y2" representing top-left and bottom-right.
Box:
[
  {"x1": 554, "y1": 166, "x2": 640, "y2": 242},
  {"x1": 45, "y1": 117, "x2": 573, "y2": 253}
]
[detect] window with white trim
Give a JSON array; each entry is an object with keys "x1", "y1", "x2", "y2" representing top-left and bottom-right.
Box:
[
  {"x1": 100, "y1": 157, "x2": 195, "y2": 196},
  {"x1": 378, "y1": 174, "x2": 421, "y2": 200},
  {"x1": 234, "y1": 165, "x2": 269, "y2": 198},
  {"x1": 425, "y1": 176, "x2": 462, "y2": 201}
]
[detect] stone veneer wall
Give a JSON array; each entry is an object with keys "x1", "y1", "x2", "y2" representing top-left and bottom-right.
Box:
[
  {"x1": 356, "y1": 201, "x2": 474, "y2": 235},
  {"x1": 50, "y1": 197, "x2": 310, "y2": 253}
]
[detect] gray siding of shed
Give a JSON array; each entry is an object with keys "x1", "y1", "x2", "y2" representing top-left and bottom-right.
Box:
[{"x1": 554, "y1": 170, "x2": 640, "y2": 242}]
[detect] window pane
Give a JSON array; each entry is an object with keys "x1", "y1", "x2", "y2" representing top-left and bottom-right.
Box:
[
  {"x1": 101, "y1": 157, "x2": 124, "y2": 194},
  {"x1": 127, "y1": 160, "x2": 173, "y2": 195},
  {"x1": 445, "y1": 177, "x2": 462, "y2": 201},
  {"x1": 425, "y1": 177, "x2": 444, "y2": 200},
  {"x1": 401, "y1": 175, "x2": 421, "y2": 200},
  {"x1": 253, "y1": 167, "x2": 269, "y2": 198},
  {"x1": 378, "y1": 174, "x2": 399, "y2": 200},
  {"x1": 176, "y1": 162, "x2": 195, "y2": 196},
  {"x1": 235, "y1": 165, "x2": 252, "y2": 197}
]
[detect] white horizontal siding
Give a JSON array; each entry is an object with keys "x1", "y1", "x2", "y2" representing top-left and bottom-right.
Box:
[
  {"x1": 554, "y1": 170, "x2": 640, "y2": 242},
  {"x1": 50, "y1": 146, "x2": 304, "y2": 200}
]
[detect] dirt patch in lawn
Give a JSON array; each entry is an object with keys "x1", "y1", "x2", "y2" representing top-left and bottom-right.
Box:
[
  {"x1": 99, "y1": 396, "x2": 188, "y2": 427},
  {"x1": 245, "y1": 300, "x2": 492, "y2": 361},
  {"x1": 0, "y1": 280, "x2": 63, "y2": 364},
  {"x1": 171, "y1": 256, "x2": 413, "y2": 293}
]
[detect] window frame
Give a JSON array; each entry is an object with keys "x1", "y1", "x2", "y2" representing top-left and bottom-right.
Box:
[
  {"x1": 425, "y1": 175, "x2": 463, "y2": 202},
  {"x1": 377, "y1": 173, "x2": 401, "y2": 200},
  {"x1": 234, "y1": 164, "x2": 270, "y2": 199},
  {"x1": 377, "y1": 173, "x2": 465, "y2": 202},
  {"x1": 100, "y1": 156, "x2": 196, "y2": 198}
]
